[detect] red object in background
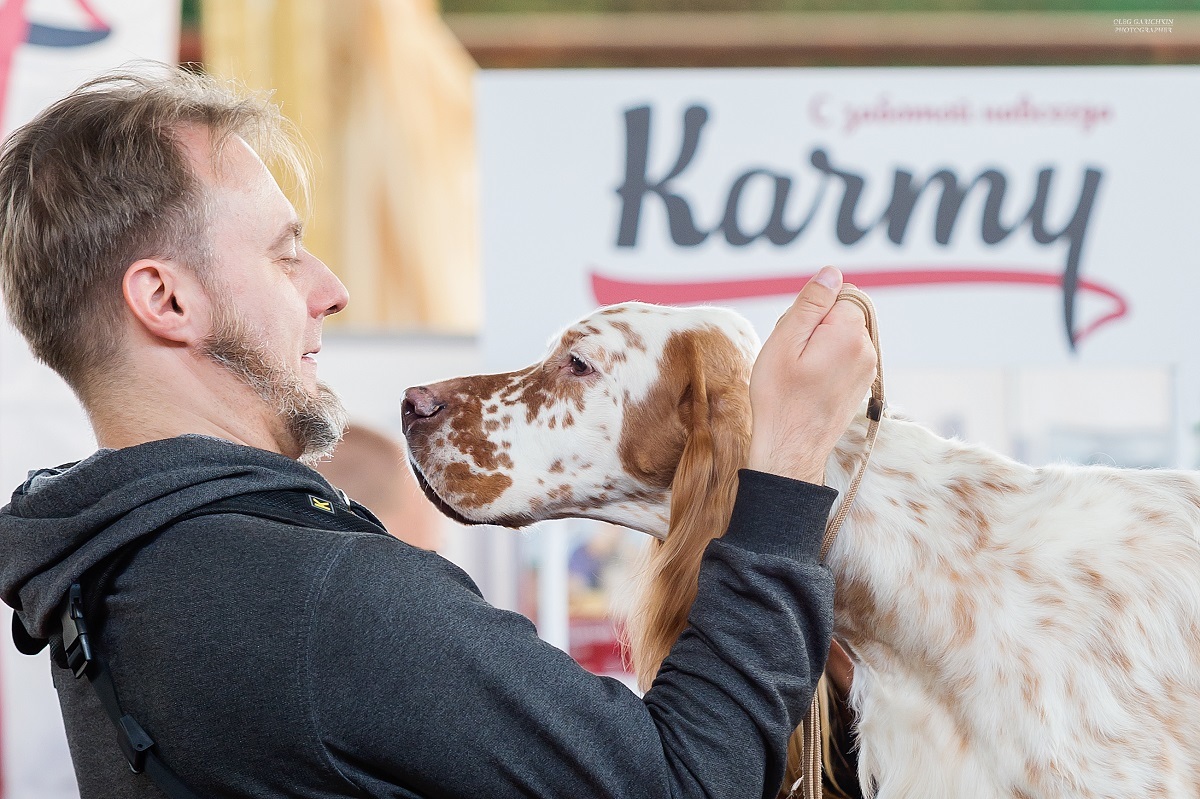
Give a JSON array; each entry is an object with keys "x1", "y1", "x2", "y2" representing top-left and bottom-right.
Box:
[
  {"x1": 569, "y1": 617, "x2": 630, "y2": 677},
  {"x1": 591, "y1": 266, "x2": 1130, "y2": 346},
  {"x1": 0, "y1": 0, "x2": 114, "y2": 135},
  {"x1": 0, "y1": 0, "x2": 30, "y2": 134},
  {"x1": 1, "y1": 643, "x2": 6, "y2": 799}
]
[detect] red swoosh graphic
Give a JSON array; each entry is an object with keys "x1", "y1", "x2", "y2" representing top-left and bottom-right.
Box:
[
  {"x1": 74, "y1": 0, "x2": 109, "y2": 30},
  {"x1": 0, "y1": 0, "x2": 112, "y2": 135},
  {"x1": 591, "y1": 267, "x2": 1129, "y2": 344},
  {"x1": 0, "y1": 0, "x2": 30, "y2": 135}
]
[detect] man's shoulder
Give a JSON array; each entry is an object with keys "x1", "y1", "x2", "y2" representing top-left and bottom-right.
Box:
[
  {"x1": 117, "y1": 509, "x2": 483, "y2": 667},
  {"x1": 156, "y1": 505, "x2": 477, "y2": 601},
  {"x1": 316, "y1": 528, "x2": 483, "y2": 607}
]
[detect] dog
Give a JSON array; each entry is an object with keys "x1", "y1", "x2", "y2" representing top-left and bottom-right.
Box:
[{"x1": 402, "y1": 300, "x2": 1200, "y2": 798}]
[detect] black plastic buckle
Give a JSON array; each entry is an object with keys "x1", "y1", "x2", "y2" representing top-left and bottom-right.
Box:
[
  {"x1": 867, "y1": 396, "x2": 884, "y2": 422},
  {"x1": 118, "y1": 714, "x2": 155, "y2": 774},
  {"x1": 62, "y1": 583, "x2": 93, "y2": 678}
]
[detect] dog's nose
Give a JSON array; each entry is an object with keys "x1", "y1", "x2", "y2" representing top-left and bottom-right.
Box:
[{"x1": 402, "y1": 386, "x2": 447, "y2": 435}]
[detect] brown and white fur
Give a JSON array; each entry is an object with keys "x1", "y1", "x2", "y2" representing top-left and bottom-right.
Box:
[{"x1": 402, "y1": 301, "x2": 1200, "y2": 799}]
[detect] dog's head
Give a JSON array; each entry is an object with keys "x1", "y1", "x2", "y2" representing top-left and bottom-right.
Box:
[
  {"x1": 404, "y1": 301, "x2": 759, "y2": 687},
  {"x1": 402, "y1": 301, "x2": 758, "y2": 537}
]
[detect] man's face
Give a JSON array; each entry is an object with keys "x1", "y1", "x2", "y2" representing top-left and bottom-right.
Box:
[
  {"x1": 185, "y1": 131, "x2": 349, "y2": 463},
  {"x1": 201, "y1": 297, "x2": 347, "y2": 465}
]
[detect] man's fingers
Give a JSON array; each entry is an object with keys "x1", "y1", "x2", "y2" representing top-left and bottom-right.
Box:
[
  {"x1": 777, "y1": 265, "x2": 842, "y2": 334},
  {"x1": 825, "y1": 297, "x2": 869, "y2": 328}
]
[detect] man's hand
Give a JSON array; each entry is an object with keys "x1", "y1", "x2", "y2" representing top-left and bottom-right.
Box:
[{"x1": 747, "y1": 266, "x2": 877, "y2": 484}]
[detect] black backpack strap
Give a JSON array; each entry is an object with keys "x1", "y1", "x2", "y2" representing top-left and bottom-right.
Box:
[
  {"x1": 60, "y1": 582, "x2": 206, "y2": 799},
  {"x1": 198, "y1": 489, "x2": 392, "y2": 537},
  {"x1": 12, "y1": 487, "x2": 390, "y2": 799}
]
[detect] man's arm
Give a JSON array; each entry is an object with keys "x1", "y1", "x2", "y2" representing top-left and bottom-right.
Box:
[
  {"x1": 306, "y1": 476, "x2": 832, "y2": 799},
  {"x1": 645, "y1": 469, "x2": 839, "y2": 797}
]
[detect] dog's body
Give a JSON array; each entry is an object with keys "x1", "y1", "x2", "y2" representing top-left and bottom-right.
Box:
[
  {"x1": 403, "y1": 301, "x2": 1200, "y2": 798},
  {"x1": 825, "y1": 415, "x2": 1200, "y2": 797}
]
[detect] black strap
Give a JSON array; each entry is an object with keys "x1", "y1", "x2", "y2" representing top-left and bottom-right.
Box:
[
  {"x1": 13, "y1": 488, "x2": 389, "y2": 799},
  {"x1": 87, "y1": 633, "x2": 204, "y2": 799}
]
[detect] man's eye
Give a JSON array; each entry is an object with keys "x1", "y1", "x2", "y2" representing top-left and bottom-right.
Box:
[{"x1": 568, "y1": 355, "x2": 594, "y2": 377}]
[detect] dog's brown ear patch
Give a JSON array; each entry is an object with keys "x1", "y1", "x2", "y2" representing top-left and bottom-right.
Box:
[
  {"x1": 618, "y1": 325, "x2": 752, "y2": 488},
  {"x1": 621, "y1": 324, "x2": 753, "y2": 689},
  {"x1": 617, "y1": 333, "x2": 692, "y2": 489}
]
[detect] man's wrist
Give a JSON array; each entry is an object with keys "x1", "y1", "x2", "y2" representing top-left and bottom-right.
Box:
[
  {"x1": 751, "y1": 463, "x2": 825, "y2": 486},
  {"x1": 747, "y1": 444, "x2": 827, "y2": 486}
]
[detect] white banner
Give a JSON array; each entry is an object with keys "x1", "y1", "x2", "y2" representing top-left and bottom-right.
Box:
[{"x1": 478, "y1": 67, "x2": 1200, "y2": 370}]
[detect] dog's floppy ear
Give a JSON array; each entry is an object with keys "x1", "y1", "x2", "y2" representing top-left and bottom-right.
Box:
[{"x1": 626, "y1": 330, "x2": 752, "y2": 690}]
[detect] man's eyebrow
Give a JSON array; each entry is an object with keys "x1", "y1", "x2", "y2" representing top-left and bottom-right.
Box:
[{"x1": 268, "y1": 221, "x2": 304, "y2": 252}]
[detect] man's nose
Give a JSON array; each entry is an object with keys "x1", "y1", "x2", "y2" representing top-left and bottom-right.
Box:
[
  {"x1": 308, "y1": 252, "x2": 349, "y2": 318},
  {"x1": 402, "y1": 386, "x2": 447, "y2": 435}
]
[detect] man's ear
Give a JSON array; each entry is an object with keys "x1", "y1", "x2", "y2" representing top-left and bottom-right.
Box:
[{"x1": 122, "y1": 259, "x2": 208, "y2": 344}]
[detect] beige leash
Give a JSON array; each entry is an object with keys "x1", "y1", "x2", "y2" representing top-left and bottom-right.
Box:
[{"x1": 788, "y1": 285, "x2": 886, "y2": 799}]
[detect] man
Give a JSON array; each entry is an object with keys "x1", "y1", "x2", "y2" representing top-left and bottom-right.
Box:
[{"x1": 0, "y1": 67, "x2": 875, "y2": 799}]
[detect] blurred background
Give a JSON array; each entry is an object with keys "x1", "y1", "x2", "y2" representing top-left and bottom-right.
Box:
[{"x1": 1, "y1": 0, "x2": 1197, "y2": 796}]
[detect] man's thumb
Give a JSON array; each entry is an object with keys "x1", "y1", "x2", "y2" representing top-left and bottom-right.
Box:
[{"x1": 779, "y1": 265, "x2": 843, "y2": 335}]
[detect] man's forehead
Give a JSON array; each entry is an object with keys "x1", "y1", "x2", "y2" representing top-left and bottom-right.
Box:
[
  {"x1": 176, "y1": 126, "x2": 297, "y2": 243},
  {"x1": 175, "y1": 126, "x2": 275, "y2": 193}
]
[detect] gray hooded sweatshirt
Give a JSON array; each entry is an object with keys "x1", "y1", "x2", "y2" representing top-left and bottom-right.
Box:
[{"x1": 0, "y1": 434, "x2": 836, "y2": 799}]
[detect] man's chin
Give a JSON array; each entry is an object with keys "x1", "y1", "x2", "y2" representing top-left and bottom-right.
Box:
[
  {"x1": 294, "y1": 381, "x2": 348, "y2": 466},
  {"x1": 198, "y1": 317, "x2": 346, "y2": 465},
  {"x1": 299, "y1": 363, "x2": 320, "y2": 387}
]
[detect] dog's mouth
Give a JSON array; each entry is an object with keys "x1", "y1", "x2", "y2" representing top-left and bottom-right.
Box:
[
  {"x1": 409, "y1": 459, "x2": 482, "y2": 527},
  {"x1": 408, "y1": 458, "x2": 539, "y2": 531}
]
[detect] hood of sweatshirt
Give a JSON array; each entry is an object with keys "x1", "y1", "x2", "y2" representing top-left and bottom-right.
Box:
[{"x1": 0, "y1": 435, "x2": 340, "y2": 639}]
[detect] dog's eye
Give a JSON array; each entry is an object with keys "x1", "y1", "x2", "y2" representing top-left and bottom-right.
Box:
[{"x1": 568, "y1": 355, "x2": 594, "y2": 377}]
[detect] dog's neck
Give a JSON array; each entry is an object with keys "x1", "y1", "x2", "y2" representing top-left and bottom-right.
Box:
[{"x1": 582, "y1": 497, "x2": 672, "y2": 540}]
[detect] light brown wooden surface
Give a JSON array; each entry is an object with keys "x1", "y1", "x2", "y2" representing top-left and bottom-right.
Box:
[
  {"x1": 203, "y1": 0, "x2": 480, "y2": 333},
  {"x1": 445, "y1": 12, "x2": 1200, "y2": 67}
]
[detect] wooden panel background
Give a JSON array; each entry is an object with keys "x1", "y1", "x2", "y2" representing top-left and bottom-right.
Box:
[
  {"x1": 202, "y1": 0, "x2": 480, "y2": 333},
  {"x1": 445, "y1": 12, "x2": 1200, "y2": 67}
]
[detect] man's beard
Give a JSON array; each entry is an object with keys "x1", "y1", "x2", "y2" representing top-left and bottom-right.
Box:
[{"x1": 199, "y1": 302, "x2": 347, "y2": 466}]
